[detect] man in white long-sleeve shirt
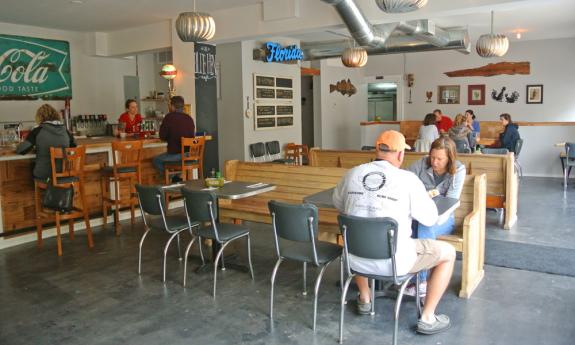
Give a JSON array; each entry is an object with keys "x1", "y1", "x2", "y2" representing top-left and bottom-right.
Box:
[{"x1": 333, "y1": 130, "x2": 455, "y2": 335}]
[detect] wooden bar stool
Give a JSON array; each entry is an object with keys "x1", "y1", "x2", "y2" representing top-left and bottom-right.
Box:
[
  {"x1": 164, "y1": 136, "x2": 205, "y2": 183},
  {"x1": 34, "y1": 146, "x2": 93, "y2": 256},
  {"x1": 101, "y1": 140, "x2": 143, "y2": 235}
]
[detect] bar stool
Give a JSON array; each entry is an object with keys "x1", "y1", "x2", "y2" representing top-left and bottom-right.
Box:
[
  {"x1": 164, "y1": 136, "x2": 205, "y2": 184},
  {"x1": 34, "y1": 146, "x2": 93, "y2": 256},
  {"x1": 101, "y1": 140, "x2": 143, "y2": 235}
]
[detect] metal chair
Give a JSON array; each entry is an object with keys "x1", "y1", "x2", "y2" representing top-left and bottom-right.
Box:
[
  {"x1": 135, "y1": 184, "x2": 200, "y2": 283},
  {"x1": 181, "y1": 188, "x2": 254, "y2": 297},
  {"x1": 35, "y1": 146, "x2": 93, "y2": 256},
  {"x1": 249, "y1": 142, "x2": 266, "y2": 162},
  {"x1": 514, "y1": 138, "x2": 524, "y2": 179},
  {"x1": 101, "y1": 140, "x2": 143, "y2": 235},
  {"x1": 564, "y1": 143, "x2": 575, "y2": 190},
  {"x1": 265, "y1": 140, "x2": 294, "y2": 164},
  {"x1": 481, "y1": 148, "x2": 509, "y2": 155},
  {"x1": 337, "y1": 214, "x2": 423, "y2": 345},
  {"x1": 268, "y1": 200, "x2": 341, "y2": 331}
]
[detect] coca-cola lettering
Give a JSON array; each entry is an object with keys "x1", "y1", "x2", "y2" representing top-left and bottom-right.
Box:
[
  {"x1": 0, "y1": 48, "x2": 50, "y2": 84},
  {"x1": 265, "y1": 42, "x2": 303, "y2": 63}
]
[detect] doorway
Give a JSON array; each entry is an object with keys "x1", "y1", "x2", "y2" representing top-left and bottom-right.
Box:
[
  {"x1": 368, "y1": 82, "x2": 397, "y2": 121},
  {"x1": 301, "y1": 76, "x2": 314, "y2": 147}
]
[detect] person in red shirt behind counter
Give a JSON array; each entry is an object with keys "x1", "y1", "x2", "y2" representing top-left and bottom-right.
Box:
[
  {"x1": 118, "y1": 99, "x2": 142, "y2": 134},
  {"x1": 433, "y1": 109, "x2": 453, "y2": 134}
]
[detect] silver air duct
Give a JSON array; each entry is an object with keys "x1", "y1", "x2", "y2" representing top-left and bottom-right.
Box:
[{"x1": 313, "y1": 0, "x2": 470, "y2": 60}]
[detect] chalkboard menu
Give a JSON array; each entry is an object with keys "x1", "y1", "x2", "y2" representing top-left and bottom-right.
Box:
[{"x1": 253, "y1": 74, "x2": 295, "y2": 130}]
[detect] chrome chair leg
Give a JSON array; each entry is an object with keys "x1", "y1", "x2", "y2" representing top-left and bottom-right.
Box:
[
  {"x1": 302, "y1": 262, "x2": 307, "y2": 295},
  {"x1": 246, "y1": 234, "x2": 254, "y2": 280},
  {"x1": 197, "y1": 236, "x2": 205, "y2": 264},
  {"x1": 213, "y1": 241, "x2": 233, "y2": 298},
  {"x1": 312, "y1": 263, "x2": 330, "y2": 331},
  {"x1": 339, "y1": 274, "x2": 355, "y2": 344},
  {"x1": 370, "y1": 279, "x2": 375, "y2": 315},
  {"x1": 416, "y1": 273, "x2": 422, "y2": 318},
  {"x1": 182, "y1": 236, "x2": 198, "y2": 287},
  {"x1": 138, "y1": 228, "x2": 151, "y2": 275},
  {"x1": 270, "y1": 257, "x2": 283, "y2": 322},
  {"x1": 340, "y1": 256, "x2": 344, "y2": 293},
  {"x1": 177, "y1": 232, "x2": 182, "y2": 261},
  {"x1": 393, "y1": 278, "x2": 412, "y2": 345},
  {"x1": 163, "y1": 231, "x2": 182, "y2": 283}
]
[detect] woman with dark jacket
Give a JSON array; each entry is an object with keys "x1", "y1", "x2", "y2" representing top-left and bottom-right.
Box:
[
  {"x1": 498, "y1": 113, "x2": 520, "y2": 153},
  {"x1": 16, "y1": 104, "x2": 76, "y2": 180}
]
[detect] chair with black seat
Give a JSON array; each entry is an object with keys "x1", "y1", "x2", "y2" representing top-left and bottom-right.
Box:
[
  {"x1": 564, "y1": 142, "x2": 575, "y2": 190},
  {"x1": 514, "y1": 138, "x2": 524, "y2": 179},
  {"x1": 164, "y1": 136, "x2": 205, "y2": 184},
  {"x1": 35, "y1": 146, "x2": 94, "y2": 256},
  {"x1": 481, "y1": 147, "x2": 509, "y2": 155},
  {"x1": 268, "y1": 200, "x2": 341, "y2": 331},
  {"x1": 135, "y1": 184, "x2": 201, "y2": 283},
  {"x1": 101, "y1": 140, "x2": 142, "y2": 235},
  {"x1": 181, "y1": 188, "x2": 254, "y2": 296},
  {"x1": 265, "y1": 140, "x2": 294, "y2": 164},
  {"x1": 337, "y1": 214, "x2": 423, "y2": 345},
  {"x1": 249, "y1": 142, "x2": 266, "y2": 162}
]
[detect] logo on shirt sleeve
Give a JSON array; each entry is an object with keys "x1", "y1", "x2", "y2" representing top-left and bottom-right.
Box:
[{"x1": 361, "y1": 172, "x2": 386, "y2": 191}]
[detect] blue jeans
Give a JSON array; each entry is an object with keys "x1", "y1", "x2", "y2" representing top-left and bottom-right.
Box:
[
  {"x1": 413, "y1": 214, "x2": 455, "y2": 281},
  {"x1": 153, "y1": 152, "x2": 182, "y2": 176}
]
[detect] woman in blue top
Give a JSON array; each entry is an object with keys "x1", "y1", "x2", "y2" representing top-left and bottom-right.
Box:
[
  {"x1": 407, "y1": 137, "x2": 466, "y2": 293},
  {"x1": 465, "y1": 109, "x2": 480, "y2": 143}
]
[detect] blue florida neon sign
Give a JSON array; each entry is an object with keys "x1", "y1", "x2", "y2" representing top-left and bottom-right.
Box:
[{"x1": 265, "y1": 42, "x2": 303, "y2": 63}]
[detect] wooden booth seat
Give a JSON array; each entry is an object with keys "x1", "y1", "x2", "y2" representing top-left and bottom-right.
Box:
[
  {"x1": 309, "y1": 148, "x2": 517, "y2": 229},
  {"x1": 220, "y1": 160, "x2": 487, "y2": 298}
]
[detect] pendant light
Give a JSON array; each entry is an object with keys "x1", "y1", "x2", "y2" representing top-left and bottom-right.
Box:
[
  {"x1": 341, "y1": 47, "x2": 368, "y2": 68},
  {"x1": 175, "y1": 0, "x2": 216, "y2": 42},
  {"x1": 375, "y1": 0, "x2": 428, "y2": 13},
  {"x1": 476, "y1": 11, "x2": 509, "y2": 58}
]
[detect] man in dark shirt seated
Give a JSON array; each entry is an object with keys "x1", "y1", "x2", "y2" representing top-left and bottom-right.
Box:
[{"x1": 153, "y1": 96, "x2": 195, "y2": 182}]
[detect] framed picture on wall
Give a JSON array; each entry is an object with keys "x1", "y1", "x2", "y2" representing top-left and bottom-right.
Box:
[
  {"x1": 437, "y1": 85, "x2": 460, "y2": 104},
  {"x1": 526, "y1": 84, "x2": 543, "y2": 104},
  {"x1": 467, "y1": 85, "x2": 485, "y2": 105}
]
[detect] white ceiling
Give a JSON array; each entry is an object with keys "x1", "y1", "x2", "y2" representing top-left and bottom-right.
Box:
[{"x1": 0, "y1": 0, "x2": 574, "y2": 44}]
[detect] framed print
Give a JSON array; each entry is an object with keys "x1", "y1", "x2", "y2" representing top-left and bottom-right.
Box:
[
  {"x1": 437, "y1": 85, "x2": 460, "y2": 104},
  {"x1": 526, "y1": 84, "x2": 543, "y2": 104},
  {"x1": 468, "y1": 84, "x2": 485, "y2": 105}
]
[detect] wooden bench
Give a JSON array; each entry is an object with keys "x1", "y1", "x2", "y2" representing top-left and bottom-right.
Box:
[
  {"x1": 309, "y1": 148, "x2": 517, "y2": 229},
  {"x1": 220, "y1": 160, "x2": 487, "y2": 298}
]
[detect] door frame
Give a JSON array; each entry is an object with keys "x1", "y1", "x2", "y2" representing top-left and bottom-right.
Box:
[{"x1": 364, "y1": 75, "x2": 404, "y2": 121}]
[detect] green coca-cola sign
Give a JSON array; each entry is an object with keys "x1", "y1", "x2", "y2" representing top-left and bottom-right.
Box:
[{"x1": 0, "y1": 34, "x2": 72, "y2": 100}]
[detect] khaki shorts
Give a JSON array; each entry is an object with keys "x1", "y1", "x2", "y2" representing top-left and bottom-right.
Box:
[{"x1": 408, "y1": 239, "x2": 444, "y2": 274}]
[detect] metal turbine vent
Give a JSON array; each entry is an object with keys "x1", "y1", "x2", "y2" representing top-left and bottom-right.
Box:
[
  {"x1": 175, "y1": 0, "x2": 216, "y2": 42},
  {"x1": 375, "y1": 0, "x2": 428, "y2": 13},
  {"x1": 476, "y1": 11, "x2": 509, "y2": 58}
]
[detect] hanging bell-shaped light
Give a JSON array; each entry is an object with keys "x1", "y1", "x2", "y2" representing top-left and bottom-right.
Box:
[
  {"x1": 341, "y1": 47, "x2": 368, "y2": 68},
  {"x1": 476, "y1": 11, "x2": 509, "y2": 58},
  {"x1": 175, "y1": 0, "x2": 216, "y2": 42},
  {"x1": 375, "y1": 0, "x2": 428, "y2": 13}
]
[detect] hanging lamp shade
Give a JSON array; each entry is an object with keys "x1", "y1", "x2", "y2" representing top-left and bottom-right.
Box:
[
  {"x1": 341, "y1": 47, "x2": 368, "y2": 68},
  {"x1": 175, "y1": 12, "x2": 216, "y2": 42},
  {"x1": 476, "y1": 11, "x2": 509, "y2": 57},
  {"x1": 375, "y1": 0, "x2": 428, "y2": 13}
]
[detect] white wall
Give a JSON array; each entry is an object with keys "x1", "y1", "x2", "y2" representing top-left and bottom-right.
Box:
[
  {"x1": 0, "y1": 22, "x2": 138, "y2": 123},
  {"x1": 317, "y1": 58, "x2": 368, "y2": 150}
]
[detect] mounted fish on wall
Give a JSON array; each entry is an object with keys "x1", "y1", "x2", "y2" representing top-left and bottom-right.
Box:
[
  {"x1": 492, "y1": 86, "x2": 519, "y2": 103},
  {"x1": 330, "y1": 79, "x2": 357, "y2": 97}
]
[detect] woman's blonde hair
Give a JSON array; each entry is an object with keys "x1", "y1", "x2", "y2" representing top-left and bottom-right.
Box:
[
  {"x1": 453, "y1": 113, "x2": 466, "y2": 127},
  {"x1": 426, "y1": 137, "x2": 458, "y2": 175},
  {"x1": 35, "y1": 104, "x2": 61, "y2": 124}
]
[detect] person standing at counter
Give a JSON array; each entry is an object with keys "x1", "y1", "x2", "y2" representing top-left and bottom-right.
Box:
[
  {"x1": 118, "y1": 99, "x2": 142, "y2": 134},
  {"x1": 153, "y1": 96, "x2": 195, "y2": 183},
  {"x1": 16, "y1": 104, "x2": 76, "y2": 181}
]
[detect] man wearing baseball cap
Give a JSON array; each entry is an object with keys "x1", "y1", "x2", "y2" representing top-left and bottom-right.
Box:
[{"x1": 333, "y1": 130, "x2": 455, "y2": 335}]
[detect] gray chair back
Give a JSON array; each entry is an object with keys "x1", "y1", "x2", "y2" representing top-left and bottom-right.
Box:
[
  {"x1": 181, "y1": 188, "x2": 218, "y2": 222},
  {"x1": 482, "y1": 148, "x2": 509, "y2": 155},
  {"x1": 268, "y1": 200, "x2": 319, "y2": 242},
  {"x1": 338, "y1": 214, "x2": 400, "y2": 280},
  {"x1": 135, "y1": 184, "x2": 165, "y2": 216},
  {"x1": 249, "y1": 142, "x2": 266, "y2": 160},
  {"x1": 514, "y1": 138, "x2": 524, "y2": 158},
  {"x1": 265, "y1": 141, "x2": 281, "y2": 156},
  {"x1": 566, "y1": 143, "x2": 575, "y2": 161}
]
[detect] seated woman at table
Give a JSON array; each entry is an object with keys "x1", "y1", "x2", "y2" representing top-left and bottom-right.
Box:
[
  {"x1": 16, "y1": 104, "x2": 76, "y2": 181},
  {"x1": 496, "y1": 113, "x2": 520, "y2": 153},
  {"x1": 118, "y1": 99, "x2": 142, "y2": 134},
  {"x1": 406, "y1": 137, "x2": 466, "y2": 294},
  {"x1": 448, "y1": 113, "x2": 475, "y2": 152},
  {"x1": 465, "y1": 109, "x2": 480, "y2": 141},
  {"x1": 414, "y1": 113, "x2": 439, "y2": 152}
]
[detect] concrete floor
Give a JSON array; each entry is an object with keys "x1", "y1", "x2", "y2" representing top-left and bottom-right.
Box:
[{"x1": 2, "y1": 220, "x2": 575, "y2": 345}]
